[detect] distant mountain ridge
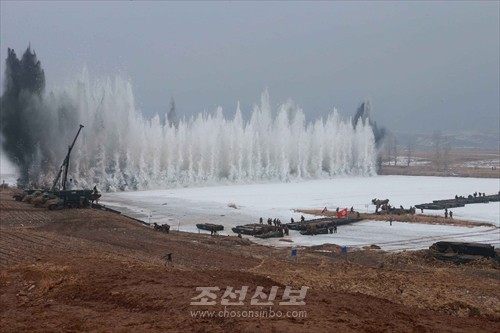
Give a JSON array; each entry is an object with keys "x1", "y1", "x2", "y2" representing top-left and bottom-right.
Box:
[{"x1": 393, "y1": 130, "x2": 499, "y2": 151}]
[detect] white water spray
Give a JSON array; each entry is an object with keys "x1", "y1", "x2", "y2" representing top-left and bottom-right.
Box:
[{"x1": 34, "y1": 70, "x2": 377, "y2": 191}]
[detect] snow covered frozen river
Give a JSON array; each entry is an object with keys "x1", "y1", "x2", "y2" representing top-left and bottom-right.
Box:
[{"x1": 103, "y1": 175, "x2": 500, "y2": 251}]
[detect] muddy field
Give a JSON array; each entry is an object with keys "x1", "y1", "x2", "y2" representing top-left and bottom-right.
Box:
[{"x1": 1, "y1": 188, "x2": 499, "y2": 332}]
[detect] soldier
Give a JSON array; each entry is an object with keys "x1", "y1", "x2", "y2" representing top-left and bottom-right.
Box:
[
  {"x1": 449, "y1": 211, "x2": 453, "y2": 219},
  {"x1": 301, "y1": 215, "x2": 305, "y2": 222},
  {"x1": 92, "y1": 185, "x2": 99, "y2": 204},
  {"x1": 259, "y1": 217, "x2": 263, "y2": 224}
]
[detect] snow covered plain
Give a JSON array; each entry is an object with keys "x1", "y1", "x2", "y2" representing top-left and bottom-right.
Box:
[{"x1": 103, "y1": 175, "x2": 500, "y2": 251}]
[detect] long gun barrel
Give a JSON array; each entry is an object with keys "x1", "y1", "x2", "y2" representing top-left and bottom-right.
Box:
[{"x1": 51, "y1": 124, "x2": 84, "y2": 192}]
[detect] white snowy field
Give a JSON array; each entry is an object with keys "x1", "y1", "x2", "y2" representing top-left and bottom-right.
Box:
[{"x1": 102, "y1": 175, "x2": 500, "y2": 252}]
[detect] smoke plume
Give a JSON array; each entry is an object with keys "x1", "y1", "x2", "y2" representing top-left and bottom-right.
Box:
[
  {"x1": 1, "y1": 47, "x2": 379, "y2": 191},
  {"x1": 1, "y1": 46, "x2": 46, "y2": 186},
  {"x1": 352, "y1": 100, "x2": 386, "y2": 148}
]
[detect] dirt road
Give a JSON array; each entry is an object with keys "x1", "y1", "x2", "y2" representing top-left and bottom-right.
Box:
[{"x1": 1, "y1": 189, "x2": 499, "y2": 332}]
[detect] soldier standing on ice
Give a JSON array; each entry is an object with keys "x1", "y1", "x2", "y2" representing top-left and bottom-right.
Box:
[{"x1": 92, "y1": 185, "x2": 100, "y2": 204}]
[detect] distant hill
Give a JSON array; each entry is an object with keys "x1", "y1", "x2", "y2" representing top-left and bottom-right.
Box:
[{"x1": 392, "y1": 130, "x2": 499, "y2": 152}]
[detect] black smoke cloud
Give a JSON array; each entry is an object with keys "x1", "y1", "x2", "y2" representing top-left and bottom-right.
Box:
[
  {"x1": 1, "y1": 46, "x2": 80, "y2": 188},
  {"x1": 352, "y1": 100, "x2": 386, "y2": 149}
]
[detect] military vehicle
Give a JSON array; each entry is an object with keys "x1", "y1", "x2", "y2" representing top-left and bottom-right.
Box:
[{"x1": 14, "y1": 124, "x2": 100, "y2": 210}]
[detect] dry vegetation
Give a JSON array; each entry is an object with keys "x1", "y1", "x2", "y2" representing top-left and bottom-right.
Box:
[
  {"x1": 380, "y1": 150, "x2": 500, "y2": 178},
  {"x1": 298, "y1": 209, "x2": 496, "y2": 228}
]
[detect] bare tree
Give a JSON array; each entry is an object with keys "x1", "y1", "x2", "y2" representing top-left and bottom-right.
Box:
[
  {"x1": 406, "y1": 139, "x2": 413, "y2": 167},
  {"x1": 432, "y1": 130, "x2": 443, "y2": 170},
  {"x1": 382, "y1": 136, "x2": 392, "y2": 167},
  {"x1": 432, "y1": 131, "x2": 452, "y2": 171},
  {"x1": 392, "y1": 137, "x2": 398, "y2": 166},
  {"x1": 443, "y1": 140, "x2": 451, "y2": 171}
]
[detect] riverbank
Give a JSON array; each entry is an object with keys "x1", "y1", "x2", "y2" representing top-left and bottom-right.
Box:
[{"x1": 1, "y1": 188, "x2": 499, "y2": 332}]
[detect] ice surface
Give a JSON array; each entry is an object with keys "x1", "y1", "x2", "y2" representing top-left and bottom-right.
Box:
[{"x1": 101, "y1": 175, "x2": 500, "y2": 251}]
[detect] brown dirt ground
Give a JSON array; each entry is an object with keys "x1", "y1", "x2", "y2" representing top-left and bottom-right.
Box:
[
  {"x1": 1, "y1": 188, "x2": 499, "y2": 333},
  {"x1": 298, "y1": 209, "x2": 496, "y2": 227}
]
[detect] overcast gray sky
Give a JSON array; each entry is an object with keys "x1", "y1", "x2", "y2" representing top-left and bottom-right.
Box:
[{"x1": 1, "y1": 1, "x2": 499, "y2": 134}]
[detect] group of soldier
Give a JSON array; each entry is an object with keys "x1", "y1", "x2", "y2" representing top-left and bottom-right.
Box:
[
  {"x1": 376, "y1": 202, "x2": 416, "y2": 215},
  {"x1": 304, "y1": 221, "x2": 338, "y2": 235},
  {"x1": 456, "y1": 192, "x2": 488, "y2": 200},
  {"x1": 259, "y1": 217, "x2": 289, "y2": 236},
  {"x1": 260, "y1": 217, "x2": 285, "y2": 227}
]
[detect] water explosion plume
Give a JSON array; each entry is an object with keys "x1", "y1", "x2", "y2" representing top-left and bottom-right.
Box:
[{"x1": 1, "y1": 47, "x2": 377, "y2": 191}]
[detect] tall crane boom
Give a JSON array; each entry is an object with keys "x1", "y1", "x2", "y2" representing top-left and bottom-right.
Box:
[{"x1": 51, "y1": 124, "x2": 84, "y2": 192}]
